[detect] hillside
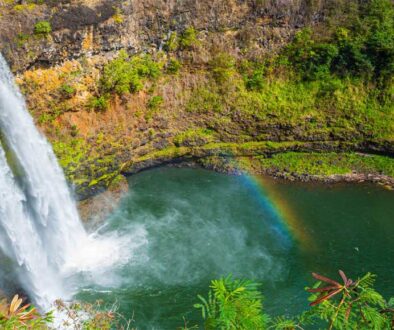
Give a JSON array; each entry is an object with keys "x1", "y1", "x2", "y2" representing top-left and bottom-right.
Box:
[{"x1": 0, "y1": 0, "x2": 393, "y2": 197}]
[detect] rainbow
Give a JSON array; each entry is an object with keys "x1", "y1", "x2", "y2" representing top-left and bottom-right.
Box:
[{"x1": 239, "y1": 172, "x2": 316, "y2": 252}]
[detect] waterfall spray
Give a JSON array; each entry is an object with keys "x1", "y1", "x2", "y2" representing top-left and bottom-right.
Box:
[{"x1": 0, "y1": 54, "x2": 103, "y2": 310}]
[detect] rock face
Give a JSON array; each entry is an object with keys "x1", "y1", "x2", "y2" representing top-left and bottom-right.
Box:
[
  {"x1": 0, "y1": 0, "x2": 393, "y2": 198},
  {"x1": 1, "y1": 0, "x2": 328, "y2": 71}
]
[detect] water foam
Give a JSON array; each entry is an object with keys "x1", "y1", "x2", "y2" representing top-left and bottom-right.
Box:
[{"x1": 0, "y1": 54, "x2": 135, "y2": 310}]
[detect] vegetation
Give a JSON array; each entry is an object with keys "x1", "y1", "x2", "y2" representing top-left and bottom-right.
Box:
[
  {"x1": 88, "y1": 95, "x2": 108, "y2": 112},
  {"x1": 100, "y1": 50, "x2": 162, "y2": 95},
  {"x1": 0, "y1": 294, "x2": 52, "y2": 329},
  {"x1": 190, "y1": 271, "x2": 394, "y2": 330},
  {"x1": 33, "y1": 21, "x2": 51, "y2": 35},
  {"x1": 147, "y1": 95, "x2": 164, "y2": 110},
  {"x1": 179, "y1": 26, "x2": 199, "y2": 49},
  {"x1": 272, "y1": 271, "x2": 394, "y2": 330},
  {"x1": 167, "y1": 58, "x2": 182, "y2": 74},
  {"x1": 254, "y1": 152, "x2": 394, "y2": 177},
  {"x1": 194, "y1": 276, "x2": 267, "y2": 329}
]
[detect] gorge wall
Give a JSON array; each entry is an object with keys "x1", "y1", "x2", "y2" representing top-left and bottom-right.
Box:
[{"x1": 0, "y1": 0, "x2": 393, "y2": 199}]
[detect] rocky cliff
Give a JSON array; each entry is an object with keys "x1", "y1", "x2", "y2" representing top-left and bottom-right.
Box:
[{"x1": 0, "y1": 0, "x2": 393, "y2": 198}]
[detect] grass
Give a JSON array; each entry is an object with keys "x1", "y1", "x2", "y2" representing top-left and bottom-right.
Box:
[{"x1": 254, "y1": 152, "x2": 394, "y2": 177}]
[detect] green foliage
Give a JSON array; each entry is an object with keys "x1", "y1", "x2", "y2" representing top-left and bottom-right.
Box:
[
  {"x1": 174, "y1": 128, "x2": 214, "y2": 147},
  {"x1": 186, "y1": 87, "x2": 223, "y2": 114},
  {"x1": 88, "y1": 95, "x2": 109, "y2": 112},
  {"x1": 192, "y1": 272, "x2": 394, "y2": 330},
  {"x1": 164, "y1": 32, "x2": 179, "y2": 52},
  {"x1": 0, "y1": 294, "x2": 53, "y2": 329},
  {"x1": 167, "y1": 58, "x2": 182, "y2": 74},
  {"x1": 209, "y1": 53, "x2": 237, "y2": 85},
  {"x1": 194, "y1": 275, "x2": 268, "y2": 330},
  {"x1": 34, "y1": 21, "x2": 52, "y2": 35},
  {"x1": 271, "y1": 271, "x2": 394, "y2": 330},
  {"x1": 179, "y1": 26, "x2": 199, "y2": 49},
  {"x1": 284, "y1": 1, "x2": 394, "y2": 83},
  {"x1": 244, "y1": 69, "x2": 265, "y2": 91},
  {"x1": 285, "y1": 28, "x2": 339, "y2": 80},
  {"x1": 255, "y1": 152, "x2": 394, "y2": 177},
  {"x1": 59, "y1": 84, "x2": 76, "y2": 98},
  {"x1": 147, "y1": 95, "x2": 164, "y2": 110},
  {"x1": 15, "y1": 33, "x2": 29, "y2": 47},
  {"x1": 100, "y1": 50, "x2": 161, "y2": 95}
]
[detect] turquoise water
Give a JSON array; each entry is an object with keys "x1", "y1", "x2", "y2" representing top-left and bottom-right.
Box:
[{"x1": 77, "y1": 167, "x2": 394, "y2": 329}]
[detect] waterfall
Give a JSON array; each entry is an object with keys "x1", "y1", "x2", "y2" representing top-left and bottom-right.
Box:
[{"x1": 0, "y1": 54, "x2": 89, "y2": 310}]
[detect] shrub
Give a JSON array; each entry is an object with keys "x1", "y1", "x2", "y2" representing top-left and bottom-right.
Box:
[
  {"x1": 245, "y1": 69, "x2": 265, "y2": 91},
  {"x1": 209, "y1": 53, "x2": 236, "y2": 84},
  {"x1": 194, "y1": 275, "x2": 267, "y2": 329},
  {"x1": 191, "y1": 271, "x2": 394, "y2": 330},
  {"x1": 164, "y1": 32, "x2": 179, "y2": 52},
  {"x1": 100, "y1": 50, "x2": 161, "y2": 95},
  {"x1": 167, "y1": 58, "x2": 181, "y2": 74},
  {"x1": 88, "y1": 95, "x2": 108, "y2": 112},
  {"x1": 59, "y1": 84, "x2": 76, "y2": 98},
  {"x1": 285, "y1": 29, "x2": 339, "y2": 80},
  {"x1": 34, "y1": 21, "x2": 52, "y2": 35},
  {"x1": 179, "y1": 26, "x2": 198, "y2": 49},
  {"x1": 273, "y1": 271, "x2": 394, "y2": 329},
  {"x1": 0, "y1": 294, "x2": 53, "y2": 328},
  {"x1": 147, "y1": 95, "x2": 163, "y2": 110}
]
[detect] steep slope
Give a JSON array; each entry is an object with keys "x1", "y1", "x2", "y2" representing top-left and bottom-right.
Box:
[{"x1": 0, "y1": 0, "x2": 393, "y2": 197}]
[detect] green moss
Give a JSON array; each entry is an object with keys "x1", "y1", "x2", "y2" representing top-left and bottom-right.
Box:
[
  {"x1": 254, "y1": 152, "x2": 394, "y2": 177},
  {"x1": 134, "y1": 146, "x2": 191, "y2": 164},
  {"x1": 174, "y1": 128, "x2": 215, "y2": 147}
]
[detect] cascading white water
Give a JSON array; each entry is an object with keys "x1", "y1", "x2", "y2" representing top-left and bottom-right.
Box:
[
  {"x1": 0, "y1": 54, "x2": 135, "y2": 312},
  {"x1": 0, "y1": 54, "x2": 89, "y2": 309}
]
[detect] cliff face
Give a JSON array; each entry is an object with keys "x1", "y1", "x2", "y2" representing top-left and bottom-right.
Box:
[
  {"x1": 0, "y1": 0, "x2": 393, "y2": 198},
  {"x1": 1, "y1": 0, "x2": 326, "y2": 71}
]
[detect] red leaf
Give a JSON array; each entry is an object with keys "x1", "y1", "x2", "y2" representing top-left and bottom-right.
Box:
[
  {"x1": 312, "y1": 273, "x2": 341, "y2": 287},
  {"x1": 307, "y1": 285, "x2": 339, "y2": 293},
  {"x1": 339, "y1": 270, "x2": 348, "y2": 285},
  {"x1": 310, "y1": 288, "x2": 342, "y2": 306}
]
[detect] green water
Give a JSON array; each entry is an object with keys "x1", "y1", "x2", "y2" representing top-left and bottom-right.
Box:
[{"x1": 77, "y1": 167, "x2": 394, "y2": 329}]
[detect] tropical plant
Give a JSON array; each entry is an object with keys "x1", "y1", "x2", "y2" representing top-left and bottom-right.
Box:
[
  {"x1": 0, "y1": 294, "x2": 53, "y2": 329},
  {"x1": 271, "y1": 270, "x2": 394, "y2": 330},
  {"x1": 194, "y1": 275, "x2": 268, "y2": 329}
]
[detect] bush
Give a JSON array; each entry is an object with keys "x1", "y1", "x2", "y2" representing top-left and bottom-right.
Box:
[
  {"x1": 147, "y1": 95, "x2": 163, "y2": 110},
  {"x1": 209, "y1": 53, "x2": 236, "y2": 84},
  {"x1": 167, "y1": 58, "x2": 181, "y2": 74},
  {"x1": 194, "y1": 275, "x2": 267, "y2": 329},
  {"x1": 100, "y1": 50, "x2": 161, "y2": 95},
  {"x1": 191, "y1": 271, "x2": 394, "y2": 330},
  {"x1": 179, "y1": 26, "x2": 198, "y2": 49},
  {"x1": 284, "y1": 1, "x2": 394, "y2": 83},
  {"x1": 88, "y1": 95, "x2": 108, "y2": 112},
  {"x1": 59, "y1": 84, "x2": 76, "y2": 98},
  {"x1": 0, "y1": 295, "x2": 52, "y2": 328},
  {"x1": 285, "y1": 29, "x2": 339, "y2": 80},
  {"x1": 34, "y1": 21, "x2": 52, "y2": 35},
  {"x1": 164, "y1": 32, "x2": 179, "y2": 52}
]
